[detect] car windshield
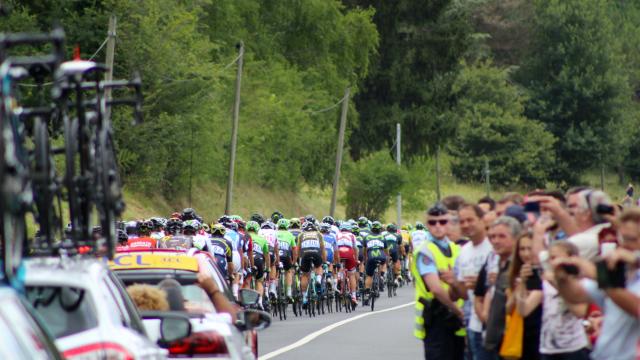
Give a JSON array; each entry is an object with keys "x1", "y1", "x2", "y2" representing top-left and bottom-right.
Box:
[{"x1": 25, "y1": 286, "x2": 98, "y2": 339}]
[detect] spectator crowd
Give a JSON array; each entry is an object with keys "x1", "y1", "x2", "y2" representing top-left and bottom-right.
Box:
[{"x1": 413, "y1": 188, "x2": 640, "y2": 360}]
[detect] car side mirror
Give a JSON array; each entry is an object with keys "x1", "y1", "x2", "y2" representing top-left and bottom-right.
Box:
[
  {"x1": 235, "y1": 309, "x2": 271, "y2": 332},
  {"x1": 238, "y1": 289, "x2": 260, "y2": 307},
  {"x1": 140, "y1": 311, "x2": 192, "y2": 345}
]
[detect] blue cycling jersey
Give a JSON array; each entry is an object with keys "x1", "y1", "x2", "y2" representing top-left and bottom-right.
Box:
[{"x1": 322, "y1": 233, "x2": 336, "y2": 262}]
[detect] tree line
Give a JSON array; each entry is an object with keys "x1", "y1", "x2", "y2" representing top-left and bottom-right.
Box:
[{"x1": 4, "y1": 0, "x2": 640, "y2": 219}]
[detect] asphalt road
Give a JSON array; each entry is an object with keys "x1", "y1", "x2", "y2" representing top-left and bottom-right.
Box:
[{"x1": 258, "y1": 284, "x2": 422, "y2": 360}]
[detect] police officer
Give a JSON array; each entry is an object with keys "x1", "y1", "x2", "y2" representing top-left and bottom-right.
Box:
[{"x1": 411, "y1": 203, "x2": 465, "y2": 360}]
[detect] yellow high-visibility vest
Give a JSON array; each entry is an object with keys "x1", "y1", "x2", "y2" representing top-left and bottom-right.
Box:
[{"x1": 411, "y1": 240, "x2": 465, "y2": 339}]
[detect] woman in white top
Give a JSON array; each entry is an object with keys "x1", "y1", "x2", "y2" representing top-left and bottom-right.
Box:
[{"x1": 513, "y1": 241, "x2": 590, "y2": 360}]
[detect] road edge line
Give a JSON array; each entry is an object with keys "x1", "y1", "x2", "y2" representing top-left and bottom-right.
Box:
[{"x1": 258, "y1": 301, "x2": 415, "y2": 360}]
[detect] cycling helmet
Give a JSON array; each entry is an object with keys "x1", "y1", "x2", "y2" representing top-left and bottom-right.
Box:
[
  {"x1": 181, "y1": 208, "x2": 197, "y2": 221},
  {"x1": 415, "y1": 221, "x2": 425, "y2": 230},
  {"x1": 261, "y1": 221, "x2": 275, "y2": 230},
  {"x1": 218, "y1": 215, "x2": 232, "y2": 224},
  {"x1": 117, "y1": 230, "x2": 128, "y2": 244},
  {"x1": 277, "y1": 218, "x2": 289, "y2": 230},
  {"x1": 304, "y1": 215, "x2": 316, "y2": 224},
  {"x1": 137, "y1": 220, "x2": 152, "y2": 235},
  {"x1": 322, "y1": 216, "x2": 335, "y2": 225},
  {"x1": 289, "y1": 218, "x2": 301, "y2": 229},
  {"x1": 246, "y1": 221, "x2": 260, "y2": 232},
  {"x1": 125, "y1": 221, "x2": 138, "y2": 235},
  {"x1": 386, "y1": 223, "x2": 398, "y2": 233},
  {"x1": 371, "y1": 221, "x2": 382, "y2": 233},
  {"x1": 271, "y1": 211, "x2": 284, "y2": 223},
  {"x1": 236, "y1": 220, "x2": 246, "y2": 230},
  {"x1": 351, "y1": 226, "x2": 360, "y2": 235},
  {"x1": 182, "y1": 220, "x2": 199, "y2": 235},
  {"x1": 303, "y1": 221, "x2": 317, "y2": 232},
  {"x1": 201, "y1": 223, "x2": 211, "y2": 234},
  {"x1": 250, "y1": 213, "x2": 265, "y2": 225},
  {"x1": 150, "y1": 217, "x2": 164, "y2": 230},
  {"x1": 231, "y1": 215, "x2": 243, "y2": 221},
  {"x1": 339, "y1": 222, "x2": 352, "y2": 231},
  {"x1": 211, "y1": 224, "x2": 226, "y2": 236},
  {"x1": 357, "y1": 216, "x2": 368, "y2": 227},
  {"x1": 319, "y1": 223, "x2": 331, "y2": 233}
]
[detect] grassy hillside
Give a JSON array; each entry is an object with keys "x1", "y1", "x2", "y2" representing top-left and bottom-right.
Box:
[{"x1": 122, "y1": 171, "x2": 630, "y2": 224}]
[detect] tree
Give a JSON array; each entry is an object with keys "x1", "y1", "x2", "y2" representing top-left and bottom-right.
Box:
[
  {"x1": 517, "y1": 0, "x2": 632, "y2": 183},
  {"x1": 344, "y1": 151, "x2": 405, "y2": 220},
  {"x1": 345, "y1": 0, "x2": 476, "y2": 160},
  {"x1": 449, "y1": 61, "x2": 555, "y2": 188}
]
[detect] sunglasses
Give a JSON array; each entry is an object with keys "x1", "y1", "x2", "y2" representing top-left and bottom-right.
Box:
[{"x1": 428, "y1": 219, "x2": 449, "y2": 226}]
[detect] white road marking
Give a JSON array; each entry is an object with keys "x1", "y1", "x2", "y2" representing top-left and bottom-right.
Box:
[{"x1": 258, "y1": 301, "x2": 416, "y2": 360}]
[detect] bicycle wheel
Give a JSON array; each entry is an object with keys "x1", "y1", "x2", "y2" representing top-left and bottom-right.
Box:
[
  {"x1": 371, "y1": 273, "x2": 377, "y2": 311},
  {"x1": 336, "y1": 277, "x2": 343, "y2": 313},
  {"x1": 387, "y1": 271, "x2": 393, "y2": 298}
]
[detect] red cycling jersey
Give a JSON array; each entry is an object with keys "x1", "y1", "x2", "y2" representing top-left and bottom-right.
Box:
[
  {"x1": 337, "y1": 231, "x2": 357, "y2": 271},
  {"x1": 127, "y1": 237, "x2": 157, "y2": 249}
]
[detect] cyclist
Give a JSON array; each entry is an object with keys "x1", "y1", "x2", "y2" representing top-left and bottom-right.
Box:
[
  {"x1": 246, "y1": 221, "x2": 270, "y2": 309},
  {"x1": 198, "y1": 224, "x2": 234, "y2": 281},
  {"x1": 221, "y1": 216, "x2": 244, "y2": 299},
  {"x1": 363, "y1": 221, "x2": 388, "y2": 305},
  {"x1": 250, "y1": 213, "x2": 265, "y2": 226},
  {"x1": 271, "y1": 211, "x2": 284, "y2": 224},
  {"x1": 320, "y1": 222, "x2": 339, "y2": 291},
  {"x1": 322, "y1": 215, "x2": 339, "y2": 236},
  {"x1": 411, "y1": 221, "x2": 429, "y2": 252},
  {"x1": 276, "y1": 218, "x2": 297, "y2": 302},
  {"x1": 297, "y1": 221, "x2": 326, "y2": 308},
  {"x1": 336, "y1": 222, "x2": 359, "y2": 305},
  {"x1": 149, "y1": 217, "x2": 166, "y2": 241},
  {"x1": 352, "y1": 225, "x2": 365, "y2": 274},
  {"x1": 125, "y1": 220, "x2": 138, "y2": 239},
  {"x1": 384, "y1": 223, "x2": 403, "y2": 286},
  {"x1": 400, "y1": 224, "x2": 413, "y2": 282},
  {"x1": 358, "y1": 216, "x2": 371, "y2": 238},
  {"x1": 127, "y1": 220, "x2": 157, "y2": 249},
  {"x1": 159, "y1": 218, "x2": 191, "y2": 249},
  {"x1": 289, "y1": 218, "x2": 302, "y2": 239},
  {"x1": 181, "y1": 208, "x2": 197, "y2": 221},
  {"x1": 116, "y1": 230, "x2": 130, "y2": 252},
  {"x1": 259, "y1": 221, "x2": 280, "y2": 300}
]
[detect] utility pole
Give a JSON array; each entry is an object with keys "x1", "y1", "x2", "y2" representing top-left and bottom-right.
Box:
[
  {"x1": 104, "y1": 15, "x2": 116, "y2": 117},
  {"x1": 435, "y1": 147, "x2": 441, "y2": 201},
  {"x1": 225, "y1": 41, "x2": 244, "y2": 215},
  {"x1": 484, "y1": 158, "x2": 491, "y2": 197},
  {"x1": 396, "y1": 123, "x2": 401, "y2": 226},
  {"x1": 329, "y1": 87, "x2": 350, "y2": 217}
]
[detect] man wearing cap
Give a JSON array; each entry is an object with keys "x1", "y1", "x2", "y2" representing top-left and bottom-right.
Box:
[{"x1": 411, "y1": 203, "x2": 465, "y2": 360}]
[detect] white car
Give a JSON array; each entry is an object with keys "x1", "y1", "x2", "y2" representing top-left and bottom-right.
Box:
[
  {"x1": 23, "y1": 257, "x2": 169, "y2": 359},
  {"x1": 0, "y1": 286, "x2": 62, "y2": 360},
  {"x1": 111, "y1": 249, "x2": 269, "y2": 359}
]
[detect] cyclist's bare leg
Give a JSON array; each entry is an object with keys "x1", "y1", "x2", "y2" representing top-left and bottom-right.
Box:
[{"x1": 285, "y1": 268, "x2": 293, "y2": 297}]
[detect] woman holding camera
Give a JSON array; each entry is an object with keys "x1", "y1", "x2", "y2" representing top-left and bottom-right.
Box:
[{"x1": 506, "y1": 233, "x2": 543, "y2": 360}]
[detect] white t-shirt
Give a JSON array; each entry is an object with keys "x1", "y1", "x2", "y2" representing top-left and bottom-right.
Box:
[
  {"x1": 454, "y1": 238, "x2": 493, "y2": 332},
  {"x1": 540, "y1": 280, "x2": 589, "y2": 354},
  {"x1": 568, "y1": 223, "x2": 609, "y2": 261},
  {"x1": 410, "y1": 230, "x2": 429, "y2": 250}
]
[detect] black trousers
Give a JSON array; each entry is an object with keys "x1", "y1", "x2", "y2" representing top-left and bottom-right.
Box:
[{"x1": 423, "y1": 321, "x2": 465, "y2": 360}]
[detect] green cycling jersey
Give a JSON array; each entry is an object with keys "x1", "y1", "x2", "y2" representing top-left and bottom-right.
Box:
[
  {"x1": 250, "y1": 232, "x2": 269, "y2": 257},
  {"x1": 276, "y1": 229, "x2": 296, "y2": 257}
]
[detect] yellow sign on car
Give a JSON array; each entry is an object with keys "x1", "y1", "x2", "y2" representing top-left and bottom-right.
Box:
[{"x1": 109, "y1": 253, "x2": 199, "y2": 272}]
